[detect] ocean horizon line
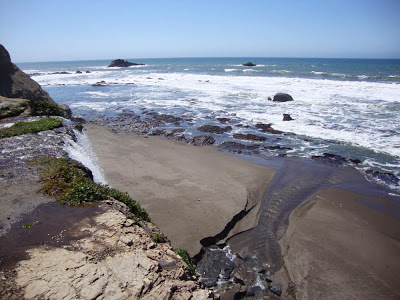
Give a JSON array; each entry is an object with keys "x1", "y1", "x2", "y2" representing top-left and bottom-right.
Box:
[{"x1": 15, "y1": 56, "x2": 400, "y2": 64}]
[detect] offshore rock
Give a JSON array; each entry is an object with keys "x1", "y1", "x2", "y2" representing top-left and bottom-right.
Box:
[
  {"x1": 283, "y1": 113, "x2": 293, "y2": 121},
  {"x1": 242, "y1": 62, "x2": 256, "y2": 67},
  {"x1": 108, "y1": 59, "x2": 145, "y2": 67},
  {"x1": 273, "y1": 93, "x2": 294, "y2": 102},
  {"x1": 0, "y1": 44, "x2": 55, "y2": 103},
  {"x1": 255, "y1": 123, "x2": 284, "y2": 134},
  {"x1": 233, "y1": 133, "x2": 266, "y2": 142}
]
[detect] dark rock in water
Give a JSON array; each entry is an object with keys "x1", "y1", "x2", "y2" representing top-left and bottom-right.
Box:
[
  {"x1": 242, "y1": 62, "x2": 256, "y2": 67},
  {"x1": 76, "y1": 70, "x2": 82, "y2": 74},
  {"x1": 187, "y1": 135, "x2": 215, "y2": 146},
  {"x1": 0, "y1": 44, "x2": 55, "y2": 103},
  {"x1": 153, "y1": 114, "x2": 183, "y2": 124},
  {"x1": 86, "y1": 71, "x2": 91, "y2": 73},
  {"x1": 219, "y1": 141, "x2": 261, "y2": 154},
  {"x1": 283, "y1": 113, "x2": 293, "y2": 121},
  {"x1": 51, "y1": 71, "x2": 71, "y2": 75},
  {"x1": 198, "y1": 125, "x2": 232, "y2": 134},
  {"x1": 350, "y1": 158, "x2": 361, "y2": 164},
  {"x1": 217, "y1": 117, "x2": 231, "y2": 124},
  {"x1": 108, "y1": 59, "x2": 145, "y2": 67},
  {"x1": 311, "y1": 153, "x2": 347, "y2": 165},
  {"x1": 196, "y1": 249, "x2": 235, "y2": 287},
  {"x1": 273, "y1": 93, "x2": 294, "y2": 102},
  {"x1": 233, "y1": 133, "x2": 266, "y2": 142},
  {"x1": 365, "y1": 170, "x2": 399, "y2": 185},
  {"x1": 92, "y1": 81, "x2": 107, "y2": 87},
  {"x1": 255, "y1": 123, "x2": 284, "y2": 134},
  {"x1": 267, "y1": 97, "x2": 272, "y2": 101},
  {"x1": 264, "y1": 145, "x2": 293, "y2": 151}
]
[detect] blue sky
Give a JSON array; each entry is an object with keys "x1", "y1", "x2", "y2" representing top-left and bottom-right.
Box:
[{"x1": 1, "y1": 0, "x2": 399, "y2": 62}]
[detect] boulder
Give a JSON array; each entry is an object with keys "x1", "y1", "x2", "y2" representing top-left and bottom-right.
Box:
[
  {"x1": 187, "y1": 135, "x2": 215, "y2": 146},
  {"x1": 283, "y1": 113, "x2": 293, "y2": 121},
  {"x1": 0, "y1": 44, "x2": 55, "y2": 103},
  {"x1": 108, "y1": 59, "x2": 145, "y2": 67},
  {"x1": 242, "y1": 62, "x2": 256, "y2": 67},
  {"x1": 255, "y1": 123, "x2": 284, "y2": 134},
  {"x1": 273, "y1": 93, "x2": 293, "y2": 102},
  {"x1": 233, "y1": 133, "x2": 266, "y2": 142},
  {"x1": 0, "y1": 96, "x2": 29, "y2": 119}
]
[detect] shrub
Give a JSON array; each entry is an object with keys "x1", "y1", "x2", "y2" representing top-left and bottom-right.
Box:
[
  {"x1": 30, "y1": 100, "x2": 65, "y2": 117},
  {"x1": 174, "y1": 247, "x2": 196, "y2": 274},
  {"x1": 0, "y1": 117, "x2": 63, "y2": 138},
  {"x1": 31, "y1": 157, "x2": 151, "y2": 222},
  {"x1": 151, "y1": 233, "x2": 166, "y2": 243}
]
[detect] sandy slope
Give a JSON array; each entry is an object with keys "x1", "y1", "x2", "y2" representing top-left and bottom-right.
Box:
[{"x1": 85, "y1": 124, "x2": 274, "y2": 256}]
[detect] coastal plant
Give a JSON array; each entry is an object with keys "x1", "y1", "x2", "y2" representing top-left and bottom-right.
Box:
[
  {"x1": 31, "y1": 157, "x2": 152, "y2": 222},
  {"x1": 0, "y1": 117, "x2": 63, "y2": 138},
  {"x1": 151, "y1": 233, "x2": 166, "y2": 243},
  {"x1": 23, "y1": 222, "x2": 34, "y2": 228},
  {"x1": 30, "y1": 100, "x2": 65, "y2": 117},
  {"x1": 174, "y1": 247, "x2": 196, "y2": 274}
]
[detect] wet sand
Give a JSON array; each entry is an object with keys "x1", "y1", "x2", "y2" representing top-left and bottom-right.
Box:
[
  {"x1": 273, "y1": 188, "x2": 400, "y2": 299},
  {"x1": 85, "y1": 124, "x2": 274, "y2": 256}
]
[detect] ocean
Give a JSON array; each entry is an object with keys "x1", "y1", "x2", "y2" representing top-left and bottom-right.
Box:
[{"x1": 17, "y1": 57, "x2": 400, "y2": 192}]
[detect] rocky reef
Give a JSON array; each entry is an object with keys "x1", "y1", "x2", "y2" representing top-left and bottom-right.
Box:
[{"x1": 108, "y1": 59, "x2": 145, "y2": 67}]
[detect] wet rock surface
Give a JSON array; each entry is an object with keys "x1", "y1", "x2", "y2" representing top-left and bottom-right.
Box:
[
  {"x1": 233, "y1": 133, "x2": 267, "y2": 142},
  {"x1": 273, "y1": 93, "x2": 294, "y2": 102},
  {"x1": 255, "y1": 123, "x2": 284, "y2": 134},
  {"x1": 198, "y1": 125, "x2": 232, "y2": 134}
]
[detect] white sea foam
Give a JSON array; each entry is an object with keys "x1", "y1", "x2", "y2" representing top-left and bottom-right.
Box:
[{"x1": 224, "y1": 68, "x2": 239, "y2": 72}]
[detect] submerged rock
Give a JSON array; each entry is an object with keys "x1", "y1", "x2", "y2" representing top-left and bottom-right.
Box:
[
  {"x1": 108, "y1": 59, "x2": 145, "y2": 67},
  {"x1": 233, "y1": 133, "x2": 266, "y2": 142},
  {"x1": 365, "y1": 170, "x2": 399, "y2": 186},
  {"x1": 255, "y1": 123, "x2": 284, "y2": 134},
  {"x1": 273, "y1": 93, "x2": 294, "y2": 102}
]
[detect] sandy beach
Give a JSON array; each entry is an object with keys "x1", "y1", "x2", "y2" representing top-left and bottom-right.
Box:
[
  {"x1": 85, "y1": 124, "x2": 275, "y2": 256},
  {"x1": 86, "y1": 123, "x2": 400, "y2": 299},
  {"x1": 273, "y1": 188, "x2": 400, "y2": 299}
]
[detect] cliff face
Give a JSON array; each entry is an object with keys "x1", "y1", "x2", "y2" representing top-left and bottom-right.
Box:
[{"x1": 0, "y1": 44, "x2": 54, "y2": 103}]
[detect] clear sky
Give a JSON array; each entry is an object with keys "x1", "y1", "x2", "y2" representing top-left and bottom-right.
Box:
[{"x1": 1, "y1": 0, "x2": 400, "y2": 62}]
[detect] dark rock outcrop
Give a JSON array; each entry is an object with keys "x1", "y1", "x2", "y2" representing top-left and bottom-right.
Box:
[
  {"x1": 311, "y1": 153, "x2": 347, "y2": 165},
  {"x1": 0, "y1": 44, "x2": 55, "y2": 103},
  {"x1": 197, "y1": 125, "x2": 232, "y2": 134},
  {"x1": 365, "y1": 170, "x2": 399, "y2": 186},
  {"x1": 0, "y1": 96, "x2": 29, "y2": 119},
  {"x1": 187, "y1": 135, "x2": 215, "y2": 146},
  {"x1": 283, "y1": 114, "x2": 293, "y2": 121},
  {"x1": 242, "y1": 62, "x2": 256, "y2": 67},
  {"x1": 108, "y1": 59, "x2": 145, "y2": 68},
  {"x1": 255, "y1": 123, "x2": 284, "y2": 134},
  {"x1": 273, "y1": 93, "x2": 293, "y2": 102},
  {"x1": 219, "y1": 142, "x2": 260, "y2": 154},
  {"x1": 233, "y1": 133, "x2": 266, "y2": 142}
]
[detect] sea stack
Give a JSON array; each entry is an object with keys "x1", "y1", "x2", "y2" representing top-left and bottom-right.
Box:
[
  {"x1": 273, "y1": 93, "x2": 294, "y2": 102},
  {"x1": 242, "y1": 62, "x2": 256, "y2": 67},
  {"x1": 108, "y1": 59, "x2": 145, "y2": 67}
]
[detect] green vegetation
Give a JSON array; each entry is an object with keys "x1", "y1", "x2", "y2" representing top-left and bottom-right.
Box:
[
  {"x1": 174, "y1": 247, "x2": 196, "y2": 274},
  {"x1": 75, "y1": 122, "x2": 83, "y2": 132},
  {"x1": 23, "y1": 222, "x2": 34, "y2": 228},
  {"x1": 0, "y1": 117, "x2": 63, "y2": 139},
  {"x1": 30, "y1": 100, "x2": 65, "y2": 117},
  {"x1": 31, "y1": 157, "x2": 151, "y2": 222},
  {"x1": 151, "y1": 233, "x2": 166, "y2": 243}
]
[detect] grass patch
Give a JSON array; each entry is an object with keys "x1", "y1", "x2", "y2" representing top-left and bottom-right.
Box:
[
  {"x1": 151, "y1": 233, "x2": 166, "y2": 243},
  {"x1": 0, "y1": 118, "x2": 63, "y2": 139},
  {"x1": 23, "y1": 222, "x2": 34, "y2": 228},
  {"x1": 174, "y1": 247, "x2": 196, "y2": 274},
  {"x1": 30, "y1": 100, "x2": 65, "y2": 117},
  {"x1": 31, "y1": 157, "x2": 151, "y2": 222}
]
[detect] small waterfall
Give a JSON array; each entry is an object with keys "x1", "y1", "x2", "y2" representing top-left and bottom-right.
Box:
[{"x1": 64, "y1": 129, "x2": 107, "y2": 184}]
